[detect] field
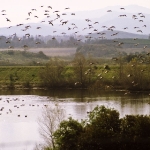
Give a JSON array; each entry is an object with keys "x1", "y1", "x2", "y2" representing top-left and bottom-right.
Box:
[
  {"x1": 0, "y1": 48, "x2": 77, "y2": 56},
  {"x1": 118, "y1": 48, "x2": 150, "y2": 54},
  {"x1": 28, "y1": 48, "x2": 77, "y2": 56},
  {"x1": 0, "y1": 48, "x2": 77, "y2": 65}
]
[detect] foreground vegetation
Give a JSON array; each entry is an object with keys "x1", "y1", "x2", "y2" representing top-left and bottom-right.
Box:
[{"x1": 38, "y1": 105, "x2": 150, "y2": 150}]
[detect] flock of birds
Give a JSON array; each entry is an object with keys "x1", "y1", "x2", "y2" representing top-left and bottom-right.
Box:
[
  {"x1": 0, "y1": 96, "x2": 53, "y2": 118},
  {"x1": 0, "y1": 6, "x2": 150, "y2": 97},
  {"x1": 0, "y1": 5, "x2": 149, "y2": 49},
  {"x1": 0, "y1": 95, "x2": 93, "y2": 120}
]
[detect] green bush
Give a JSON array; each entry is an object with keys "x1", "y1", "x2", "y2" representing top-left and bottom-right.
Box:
[
  {"x1": 50, "y1": 106, "x2": 150, "y2": 150},
  {"x1": 54, "y1": 117, "x2": 83, "y2": 150}
]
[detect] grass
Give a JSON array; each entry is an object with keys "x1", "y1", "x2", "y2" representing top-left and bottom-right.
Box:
[{"x1": 0, "y1": 66, "x2": 42, "y2": 87}]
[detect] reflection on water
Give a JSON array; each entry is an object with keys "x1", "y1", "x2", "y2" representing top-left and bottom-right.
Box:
[{"x1": 0, "y1": 89, "x2": 150, "y2": 150}]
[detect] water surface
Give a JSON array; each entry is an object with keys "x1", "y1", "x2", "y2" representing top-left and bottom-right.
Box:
[{"x1": 0, "y1": 89, "x2": 150, "y2": 150}]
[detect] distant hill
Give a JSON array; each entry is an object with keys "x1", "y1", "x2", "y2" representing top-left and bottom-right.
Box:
[{"x1": 85, "y1": 30, "x2": 149, "y2": 40}]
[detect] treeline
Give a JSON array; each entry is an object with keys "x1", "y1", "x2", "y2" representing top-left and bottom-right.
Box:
[
  {"x1": 1, "y1": 34, "x2": 150, "y2": 49},
  {"x1": 41, "y1": 105, "x2": 150, "y2": 150},
  {"x1": 77, "y1": 43, "x2": 150, "y2": 59},
  {"x1": 0, "y1": 35, "x2": 81, "y2": 48},
  {"x1": 85, "y1": 38, "x2": 150, "y2": 48}
]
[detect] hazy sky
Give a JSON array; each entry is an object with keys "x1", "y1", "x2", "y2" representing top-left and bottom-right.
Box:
[
  {"x1": 1, "y1": 0, "x2": 150, "y2": 11},
  {"x1": 0, "y1": 0, "x2": 150, "y2": 27}
]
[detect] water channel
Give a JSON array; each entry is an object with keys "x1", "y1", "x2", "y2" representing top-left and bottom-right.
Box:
[{"x1": 0, "y1": 89, "x2": 150, "y2": 150}]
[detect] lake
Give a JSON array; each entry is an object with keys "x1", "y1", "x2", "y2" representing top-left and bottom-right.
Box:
[{"x1": 0, "y1": 89, "x2": 150, "y2": 150}]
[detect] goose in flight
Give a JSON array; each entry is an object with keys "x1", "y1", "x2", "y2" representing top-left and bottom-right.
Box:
[
  {"x1": 44, "y1": 13, "x2": 49, "y2": 15},
  {"x1": 118, "y1": 42, "x2": 124, "y2": 46},
  {"x1": 48, "y1": 21, "x2": 53, "y2": 26},
  {"x1": 53, "y1": 10, "x2": 59, "y2": 13},
  {"x1": 36, "y1": 27, "x2": 41, "y2": 29},
  {"x1": 8, "y1": 46, "x2": 14, "y2": 49},
  {"x1": 18, "y1": 38, "x2": 22, "y2": 41},
  {"x1": 75, "y1": 31, "x2": 79, "y2": 34},
  {"x1": 62, "y1": 20, "x2": 68, "y2": 25},
  {"x1": 102, "y1": 26, "x2": 107, "y2": 28},
  {"x1": 23, "y1": 45, "x2": 28, "y2": 48},
  {"x1": 7, "y1": 26, "x2": 12, "y2": 29},
  {"x1": 110, "y1": 26, "x2": 115, "y2": 28},
  {"x1": 120, "y1": 8, "x2": 125, "y2": 10},
  {"x1": 119, "y1": 14, "x2": 127, "y2": 17},
  {"x1": 143, "y1": 45, "x2": 147, "y2": 49},
  {"x1": 28, "y1": 12, "x2": 32, "y2": 16},
  {"x1": 93, "y1": 29, "x2": 98, "y2": 31},
  {"x1": 134, "y1": 43, "x2": 139, "y2": 46},
  {"x1": 25, "y1": 25, "x2": 31, "y2": 29},
  {"x1": 35, "y1": 42, "x2": 41, "y2": 44},
  {"x1": 137, "y1": 30, "x2": 142, "y2": 33},
  {"x1": 25, "y1": 33, "x2": 30, "y2": 37},
  {"x1": 17, "y1": 23, "x2": 23, "y2": 26},
  {"x1": 140, "y1": 15, "x2": 145, "y2": 18},
  {"x1": 56, "y1": 14, "x2": 60, "y2": 18},
  {"x1": 107, "y1": 10, "x2": 112, "y2": 12},
  {"x1": 6, "y1": 40, "x2": 11, "y2": 43},
  {"x1": 85, "y1": 19, "x2": 91, "y2": 22},
  {"x1": 82, "y1": 27, "x2": 87, "y2": 30},
  {"x1": 123, "y1": 27, "x2": 128, "y2": 29},
  {"x1": 6, "y1": 18, "x2": 11, "y2": 22},
  {"x1": 31, "y1": 9, "x2": 36, "y2": 11},
  {"x1": 61, "y1": 32, "x2": 66, "y2": 34},
  {"x1": 48, "y1": 6, "x2": 52, "y2": 9},
  {"x1": 132, "y1": 15, "x2": 137, "y2": 18}
]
